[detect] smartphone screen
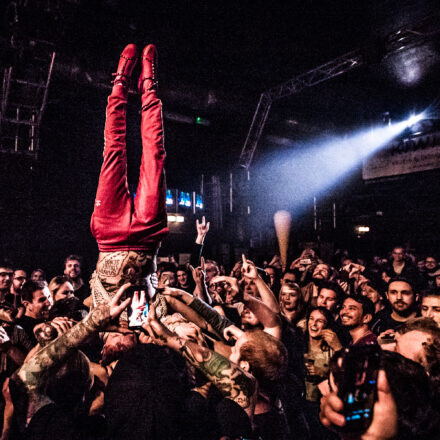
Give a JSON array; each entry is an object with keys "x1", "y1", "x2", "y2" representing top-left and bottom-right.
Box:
[
  {"x1": 126, "y1": 285, "x2": 150, "y2": 329},
  {"x1": 338, "y1": 345, "x2": 381, "y2": 433}
]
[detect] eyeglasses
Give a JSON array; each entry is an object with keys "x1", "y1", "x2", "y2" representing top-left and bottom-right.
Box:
[{"x1": 0, "y1": 272, "x2": 13, "y2": 277}]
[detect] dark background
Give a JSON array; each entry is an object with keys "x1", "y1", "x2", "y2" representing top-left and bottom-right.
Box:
[{"x1": 1, "y1": 0, "x2": 440, "y2": 277}]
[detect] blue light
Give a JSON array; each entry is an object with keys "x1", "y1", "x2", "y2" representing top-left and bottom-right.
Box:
[
  {"x1": 166, "y1": 189, "x2": 174, "y2": 206},
  {"x1": 178, "y1": 192, "x2": 191, "y2": 207},
  {"x1": 195, "y1": 194, "x2": 203, "y2": 209},
  {"x1": 347, "y1": 394, "x2": 354, "y2": 404}
]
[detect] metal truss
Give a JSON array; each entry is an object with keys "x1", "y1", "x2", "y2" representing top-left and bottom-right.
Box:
[{"x1": 239, "y1": 14, "x2": 440, "y2": 170}]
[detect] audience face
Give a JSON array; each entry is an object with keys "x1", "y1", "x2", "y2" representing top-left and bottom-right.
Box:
[
  {"x1": 387, "y1": 281, "x2": 416, "y2": 315},
  {"x1": 391, "y1": 247, "x2": 405, "y2": 263},
  {"x1": 31, "y1": 270, "x2": 45, "y2": 282},
  {"x1": 229, "y1": 332, "x2": 248, "y2": 365},
  {"x1": 279, "y1": 285, "x2": 300, "y2": 311},
  {"x1": 425, "y1": 257, "x2": 437, "y2": 272},
  {"x1": 360, "y1": 283, "x2": 380, "y2": 305},
  {"x1": 204, "y1": 262, "x2": 219, "y2": 284},
  {"x1": 340, "y1": 297, "x2": 364, "y2": 328},
  {"x1": 64, "y1": 259, "x2": 81, "y2": 280},
  {"x1": 24, "y1": 288, "x2": 51, "y2": 319},
  {"x1": 281, "y1": 272, "x2": 296, "y2": 286},
  {"x1": 12, "y1": 269, "x2": 27, "y2": 293},
  {"x1": 243, "y1": 278, "x2": 259, "y2": 297},
  {"x1": 54, "y1": 281, "x2": 75, "y2": 302},
  {"x1": 421, "y1": 295, "x2": 440, "y2": 326},
  {"x1": 0, "y1": 267, "x2": 13, "y2": 292},
  {"x1": 313, "y1": 264, "x2": 330, "y2": 281},
  {"x1": 308, "y1": 309, "x2": 327, "y2": 339},
  {"x1": 316, "y1": 288, "x2": 338, "y2": 312},
  {"x1": 176, "y1": 270, "x2": 188, "y2": 287}
]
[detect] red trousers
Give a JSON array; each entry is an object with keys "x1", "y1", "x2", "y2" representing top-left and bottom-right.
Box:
[{"x1": 91, "y1": 85, "x2": 168, "y2": 252}]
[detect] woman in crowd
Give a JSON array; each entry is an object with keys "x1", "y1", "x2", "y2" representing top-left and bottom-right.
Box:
[{"x1": 48, "y1": 275, "x2": 75, "y2": 303}]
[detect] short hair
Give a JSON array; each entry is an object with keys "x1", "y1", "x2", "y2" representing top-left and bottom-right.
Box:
[
  {"x1": 157, "y1": 262, "x2": 177, "y2": 275},
  {"x1": 31, "y1": 268, "x2": 46, "y2": 279},
  {"x1": 387, "y1": 277, "x2": 414, "y2": 292},
  {"x1": 21, "y1": 280, "x2": 45, "y2": 302},
  {"x1": 421, "y1": 288, "x2": 440, "y2": 300},
  {"x1": 317, "y1": 280, "x2": 345, "y2": 305},
  {"x1": 204, "y1": 259, "x2": 220, "y2": 272},
  {"x1": 344, "y1": 294, "x2": 375, "y2": 317},
  {"x1": 64, "y1": 254, "x2": 82, "y2": 266},
  {"x1": 0, "y1": 259, "x2": 13, "y2": 270},
  {"x1": 282, "y1": 269, "x2": 296, "y2": 278},
  {"x1": 239, "y1": 329, "x2": 287, "y2": 391}
]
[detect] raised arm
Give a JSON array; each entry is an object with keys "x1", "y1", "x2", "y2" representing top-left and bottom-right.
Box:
[
  {"x1": 162, "y1": 287, "x2": 234, "y2": 341},
  {"x1": 143, "y1": 305, "x2": 256, "y2": 418},
  {"x1": 242, "y1": 255, "x2": 280, "y2": 314},
  {"x1": 190, "y1": 258, "x2": 212, "y2": 305}
]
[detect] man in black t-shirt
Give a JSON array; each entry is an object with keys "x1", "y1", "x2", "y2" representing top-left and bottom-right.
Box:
[
  {"x1": 374, "y1": 277, "x2": 419, "y2": 335},
  {"x1": 16, "y1": 281, "x2": 51, "y2": 346}
]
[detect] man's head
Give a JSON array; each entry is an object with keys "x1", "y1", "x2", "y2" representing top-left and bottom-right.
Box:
[
  {"x1": 387, "y1": 278, "x2": 418, "y2": 317},
  {"x1": 317, "y1": 281, "x2": 344, "y2": 313},
  {"x1": 281, "y1": 270, "x2": 296, "y2": 287},
  {"x1": 264, "y1": 266, "x2": 279, "y2": 287},
  {"x1": 312, "y1": 263, "x2": 331, "y2": 281},
  {"x1": 64, "y1": 255, "x2": 82, "y2": 281},
  {"x1": 12, "y1": 269, "x2": 27, "y2": 294},
  {"x1": 204, "y1": 260, "x2": 220, "y2": 284},
  {"x1": 0, "y1": 261, "x2": 14, "y2": 293},
  {"x1": 340, "y1": 295, "x2": 374, "y2": 330},
  {"x1": 229, "y1": 329, "x2": 287, "y2": 391},
  {"x1": 421, "y1": 290, "x2": 440, "y2": 327},
  {"x1": 391, "y1": 246, "x2": 405, "y2": 263},
  {"x1": 392, "y1": 318, "x2": 440, "y2": 376},
  {"x1": 424, "y1": 256, "x2": 438, "y2": 273},
  {"x1": 31, "y1": 268, "x2": 46, "y2": 283},
  {"x1": 21, "y1": 280, "x2": 51, "y2": 320},
  {"x1": 176, "y1": 265, "x2": 190, "y2": 288}
]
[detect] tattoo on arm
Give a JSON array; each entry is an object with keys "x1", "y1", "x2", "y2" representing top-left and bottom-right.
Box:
[
  {"x1": 17, "y1": 306, "x2": 110, "y2": 391},
  {"x1": 178, "y1": 341, "x2": 256, "y2": 410}
]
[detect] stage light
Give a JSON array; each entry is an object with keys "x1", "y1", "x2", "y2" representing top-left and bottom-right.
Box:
[
  {"x1": 356, "y1": 225, "x2": 370, "y2": 233},
  {"x1": 254, "y1": 111, "x2": 427, "y2": 215},
  {"x1": 405, "y1": 113, "x2": 424, "y2": 127}
]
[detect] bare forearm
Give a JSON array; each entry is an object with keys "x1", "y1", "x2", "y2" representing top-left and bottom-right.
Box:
[
  {"x1": 255, "y1": 277, "x2": 279, "y2": 313},
  {"x1": 244, "y1": 295, "x2": 281, "y2": 333},
  {"x1": 189, "y1": 298, "x2": 234, "y2": 340},
  {"x1": 171, "y1": 338, "x2": 256, "y2": 412}
]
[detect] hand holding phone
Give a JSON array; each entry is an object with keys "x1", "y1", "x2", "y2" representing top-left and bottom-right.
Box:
[{"x1": 337, "y1": 345, "x2": 381, "y2": 433}]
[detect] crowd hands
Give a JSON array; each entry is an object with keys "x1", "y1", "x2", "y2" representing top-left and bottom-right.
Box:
[{"x1": 0, "y1": 221, "x2": 439, "y2": 439}]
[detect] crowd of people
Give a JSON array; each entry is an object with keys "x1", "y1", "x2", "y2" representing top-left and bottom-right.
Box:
[
  {"x1": 0, "y1": 233, "x2": 440, "y2": 439},
  {"x1": 0, "y1": 43, "x2": 439, "y2": 439}
]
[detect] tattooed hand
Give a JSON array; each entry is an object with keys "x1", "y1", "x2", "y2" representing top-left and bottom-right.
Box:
[{"x1": 142, "y1": 303, "x2": 181, "y2": 350}]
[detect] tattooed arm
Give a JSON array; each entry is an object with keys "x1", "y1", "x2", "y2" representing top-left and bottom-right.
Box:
[
  {"x1": 162, "y1": 287, "x2": 235, "y2": 340},
  {"x1": 143, "y1": 306, "x2": 257, "y2": 418},
  {"x1": 14, "y1": 286, "x2": 131, "y2": 423}
]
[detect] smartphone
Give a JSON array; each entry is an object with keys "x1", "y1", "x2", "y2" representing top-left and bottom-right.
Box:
[
  {"x1": 126, "y1": 285, "x2": 150, "y2": 329},
  {"x1": 300, "y1": 258, "x2": 312, "y2": 265},
  {"x1": 337, "y1": 344, "x2": 381, "y2": 433}
]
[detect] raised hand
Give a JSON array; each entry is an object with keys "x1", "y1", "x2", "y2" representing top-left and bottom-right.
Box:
[
  {"x1": 321, "y1": 329, "x2": 342, "y2": 351},
  {"x1": 241, "y1": 254, "x2": 258, "y2": 280},
  {"x1": 190, "y1": 256, "x2": 206, "y2": 285},
  {"x1": 196, "y1": 216, "x2": 210, "y2": 244}
]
